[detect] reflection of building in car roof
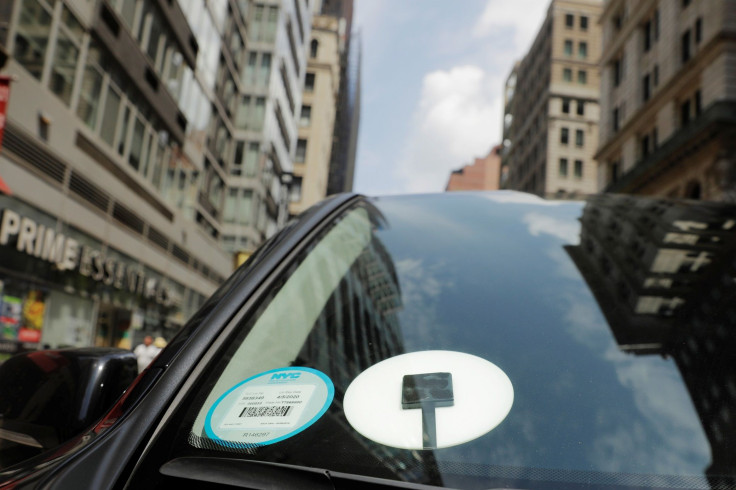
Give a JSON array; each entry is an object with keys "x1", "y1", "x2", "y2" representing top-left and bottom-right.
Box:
[{"x1": 567, "y1": 194, "x2": 736, "y2": 487}]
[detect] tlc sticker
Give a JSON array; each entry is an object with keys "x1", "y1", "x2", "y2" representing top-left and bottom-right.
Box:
[{"x1": 205, "y1": 367, "x2": 334, "y2": 448}]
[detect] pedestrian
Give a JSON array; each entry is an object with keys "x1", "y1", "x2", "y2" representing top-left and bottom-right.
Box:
[{"x1": 133, "y1": 335, "x2": 160, "y2": 373}]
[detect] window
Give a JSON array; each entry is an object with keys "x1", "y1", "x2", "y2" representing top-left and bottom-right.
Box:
[
  {"x1": 695, "y1": 18, "x2": 703, "y2": 44},
  {"x1": 565, "y1": 14, "x2": 574, "y2": 28},
  {"x1": 564, "y1": 40, "x2": 573, "y2": 56},
  {"x1": 560, "y1": 127, "x2": 569, "y2": 144},
  {"x1": 612, "y1": 107, "x2": 620, "y2": 132},
  {"x1": 613, "y1": 58, "x2": 622, "y2": 87},
  {"x1": 300, "y1": 105, "x2": 312, "y2": 126},
  {"x1": 653, "y1": 65, "x2": 659, "y2": 87},
  {"x1": 310, "y1": 39, "x2": 319, "y2": 58},
  {"x1": 643, "y1": 20, "x2": 652, "y2": 52},
  {"x1": 14, "y1": 0, "x2": 53, "y2": 80},
  {"x1": 577, "y1": 70, "x2": 587, "y2": 84},
  {"x1": 305, "y1": 72, "x2": 315, "y2": 92},
  {"x1": 559, "y1": 158, "x2": 568, "y2": 177},
  {"x1": 562, "y1": 98, "x2": 570, "y2": 114},
  {"x1": 695, "y1": 90, "x2": 702, "y2": 116},
  {"x1": 244, "y1": 143, "x2": 259, "y2": 177},
  {"x1": 289, "y1": 176, "x2": 302, "y2": 202},
  {"x1": 642, "y1": 74, "x2": 651, "y2": 102},
  {"x1": 640, "y1": 134, "x2": 650, "y2": 158},
  {"x1": 610, "y1": 160, "x2": 621, "y2": 182},
  {"x1": 682, "y1": 30, "x2": 691, "y2": 63},
  {"x1": 575, "y1": 129, "x2": 584, "y2": 147},
  {"x1": 580, "y1": 16, "x2": 588, "y2": 30},
  {"x1": 680, "y1": 99, "x2": 691, "y2": 127},
  {"x1": 258, "y1": 53, "x2": 272, "y2": 86},
  {"x1": 48, "y1": 5, "x2": 83, "y2": 105},
  {"x1": 577, "y1": 100, "x2": 585, "y2": 116},
  {"x1": 574, "y1": 160, "x2": 583, "y2": 178},
  {"x1": 296, "y1": 139, "x2": 307, "y2": 162},
  {"x1": 563, "y1": 68, "x2": 572, "y2": 82},
  {"x1": 578, "y1": 42, "x2": 587, "y2": 59}
]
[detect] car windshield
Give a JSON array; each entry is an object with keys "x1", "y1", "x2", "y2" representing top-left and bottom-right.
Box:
[{"x1": 155, "y1": 192, "x2": 736, "y2": 489}]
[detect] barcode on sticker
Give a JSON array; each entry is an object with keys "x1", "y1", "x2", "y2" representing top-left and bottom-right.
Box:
[{"x1": 239, "y1": 406, "x2": 292, "y2": 418}]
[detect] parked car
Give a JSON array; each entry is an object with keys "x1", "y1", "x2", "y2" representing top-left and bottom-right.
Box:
[{"x1": 1, "y1": 191, "x2": 735, "y2": 489}]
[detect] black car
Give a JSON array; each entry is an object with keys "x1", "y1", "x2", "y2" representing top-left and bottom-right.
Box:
[{"x1": 1, "y1": 191, "x2": 736, "y2": 489}]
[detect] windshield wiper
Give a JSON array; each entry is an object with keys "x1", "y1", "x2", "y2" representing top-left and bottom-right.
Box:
[{"x1": 160, "y1": 457, "x2": 457, "y2": 489}]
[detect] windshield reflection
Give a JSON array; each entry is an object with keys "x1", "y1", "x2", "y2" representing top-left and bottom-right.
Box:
[{"x1": 567, "y1": 193, "x2": 736, "y2": 488}]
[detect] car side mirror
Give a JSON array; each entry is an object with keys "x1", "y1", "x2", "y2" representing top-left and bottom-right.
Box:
[{"x1": 0, "y1": 348, "x2": 137, "y2": 467}]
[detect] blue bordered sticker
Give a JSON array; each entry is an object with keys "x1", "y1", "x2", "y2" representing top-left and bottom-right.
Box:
[{"x1": 205, "y1": 367, "x2": 334, "y2": 447}]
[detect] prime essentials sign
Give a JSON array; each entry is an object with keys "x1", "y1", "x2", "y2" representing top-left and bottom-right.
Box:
[{"x1": 1, "y1": 209, "x2": 173, "y2": 306}]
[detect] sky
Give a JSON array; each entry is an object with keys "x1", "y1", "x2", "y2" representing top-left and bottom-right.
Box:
[{"x1": 351, "y1": 0, "x2": 550, "y2": 195}]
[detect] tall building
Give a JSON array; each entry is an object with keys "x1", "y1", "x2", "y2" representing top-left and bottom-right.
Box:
[
  {"x1": 596, "y1": 0, "x2": 736, "y2": 201},
  {"x1": 445, "y1": 145, "x2": 502, "y2": 192},
  {"x1": 0, "y1": 0, "x2": 232, "y2": 356},
  {"x1": 500, "y1": 62, "x2": 518, "y2": 188},
  {"x1": 288, "y1": 10, "x2": 342, "y2": 217},
  {"x1": 216, "y1": 0, "x2": 312, "y2": 255},
  {"x1": 504, "y1": 0, "x2": 603, "y2": 198},
  {"x1": 322, "y1": 0, "x2": 360, "y2": 196}
]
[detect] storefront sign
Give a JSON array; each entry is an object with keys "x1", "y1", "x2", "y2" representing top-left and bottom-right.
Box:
[{"x1": 0, "y1": 209, "x2": 174, "y2": 306}]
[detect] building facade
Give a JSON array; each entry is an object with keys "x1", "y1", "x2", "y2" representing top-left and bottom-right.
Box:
[
  {"x1": 0, "y1": 0, "x2": 233, "y2": 358},
  {"x1": 504, "y1": 0, "x2": 603, "y2": 198},
  {"x1": 288, "y1": 11, "x2": 341, "y2": 216},
  {"x1": 596, "y1": 0, "x2": 736, "y2": 201},
  {"x1": 445, "y1": 145, "x2": 502, "y2": 192},
  {"x1": 216, "y1": 0, "x2": 311, "y2": 255}
]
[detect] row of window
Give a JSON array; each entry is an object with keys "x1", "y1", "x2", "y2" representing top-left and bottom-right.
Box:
[
  {"x1": 564, "y1": 13, "x2": 589, "y2": 31},
  {"x1": 560, "y1": 127, "x2": 586, "y2": 147},
  {"x1": 563, "y1": 39, "x2": 587, "y2": 59},
  {"x1": 563, "y1": 67, "x2": 587, "y2": 85},
  {"x1": 558, "y1": 158, "x2": 584, "y2": 179},
  {"x1": 562, "y1": 98, "x2": 586, "y2": 116},
  {"x1": 682, "y1": 17, "x2": 704, "y2": 64}
]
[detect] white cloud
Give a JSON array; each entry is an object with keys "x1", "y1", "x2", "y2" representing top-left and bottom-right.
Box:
[
  {"x1": 393, "y1": 65, "x2": 502, "y2": 193},
  {"x1": 472, "y1": 0, "x2": 548, "y2": 53}
]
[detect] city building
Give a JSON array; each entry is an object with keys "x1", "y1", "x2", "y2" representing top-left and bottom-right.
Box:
[
  {"x1": 0, "y1": 0, "x2": 233, "y2": 357},
  {"x1": 217, "y1": 0, "x2": 312, "y2": 256},
  {"x1": 321, "y1": 0, "x2": 360, "y2": 196},
  {"x1": 500, "y1": 62, "x2": 518, "y2": 188},
  {"x1": 445, "y1": 145, "x2": 502, "y2": 191},
  {"x1": 503, "y1": 0, "x2": 603, "y2": 198},
  {"x1": 566, "y1": 193, "x2": 736, "y2": 486},
  {"x1": 596, "y1": 0, "x2": 736, "y2": 200},
  {"x1": 288, "y1": 10, "x2": 342, "y2": 216}
]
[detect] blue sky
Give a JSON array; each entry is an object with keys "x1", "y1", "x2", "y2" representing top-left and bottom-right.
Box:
[{"x1": 351, "y1": 0, "x2": 550, "y2": 195}]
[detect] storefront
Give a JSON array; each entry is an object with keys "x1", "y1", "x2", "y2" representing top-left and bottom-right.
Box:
[{"x1": 0, "y1": 195, "x2": 202, "y2": 362}]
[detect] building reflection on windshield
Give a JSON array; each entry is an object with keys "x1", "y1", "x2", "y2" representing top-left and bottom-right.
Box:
[
  {"x1": 566, "y1": 193, "x2": 736, "y2": 488},
  {"x1": 293, "y1": 204, "x2": 443, "y2": 484}
]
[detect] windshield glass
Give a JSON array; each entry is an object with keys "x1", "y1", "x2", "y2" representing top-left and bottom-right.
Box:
[{"x1": 159, "y1": 192, "x2": 736, "y2": 489}]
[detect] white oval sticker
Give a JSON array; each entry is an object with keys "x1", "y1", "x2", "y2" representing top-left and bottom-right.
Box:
[
  {"x1": 205, "y1": 367, "x2": 334, "y2": 448},
  {"x1": 343, "y1": 351, "x2": 513, "y2": 449}
]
